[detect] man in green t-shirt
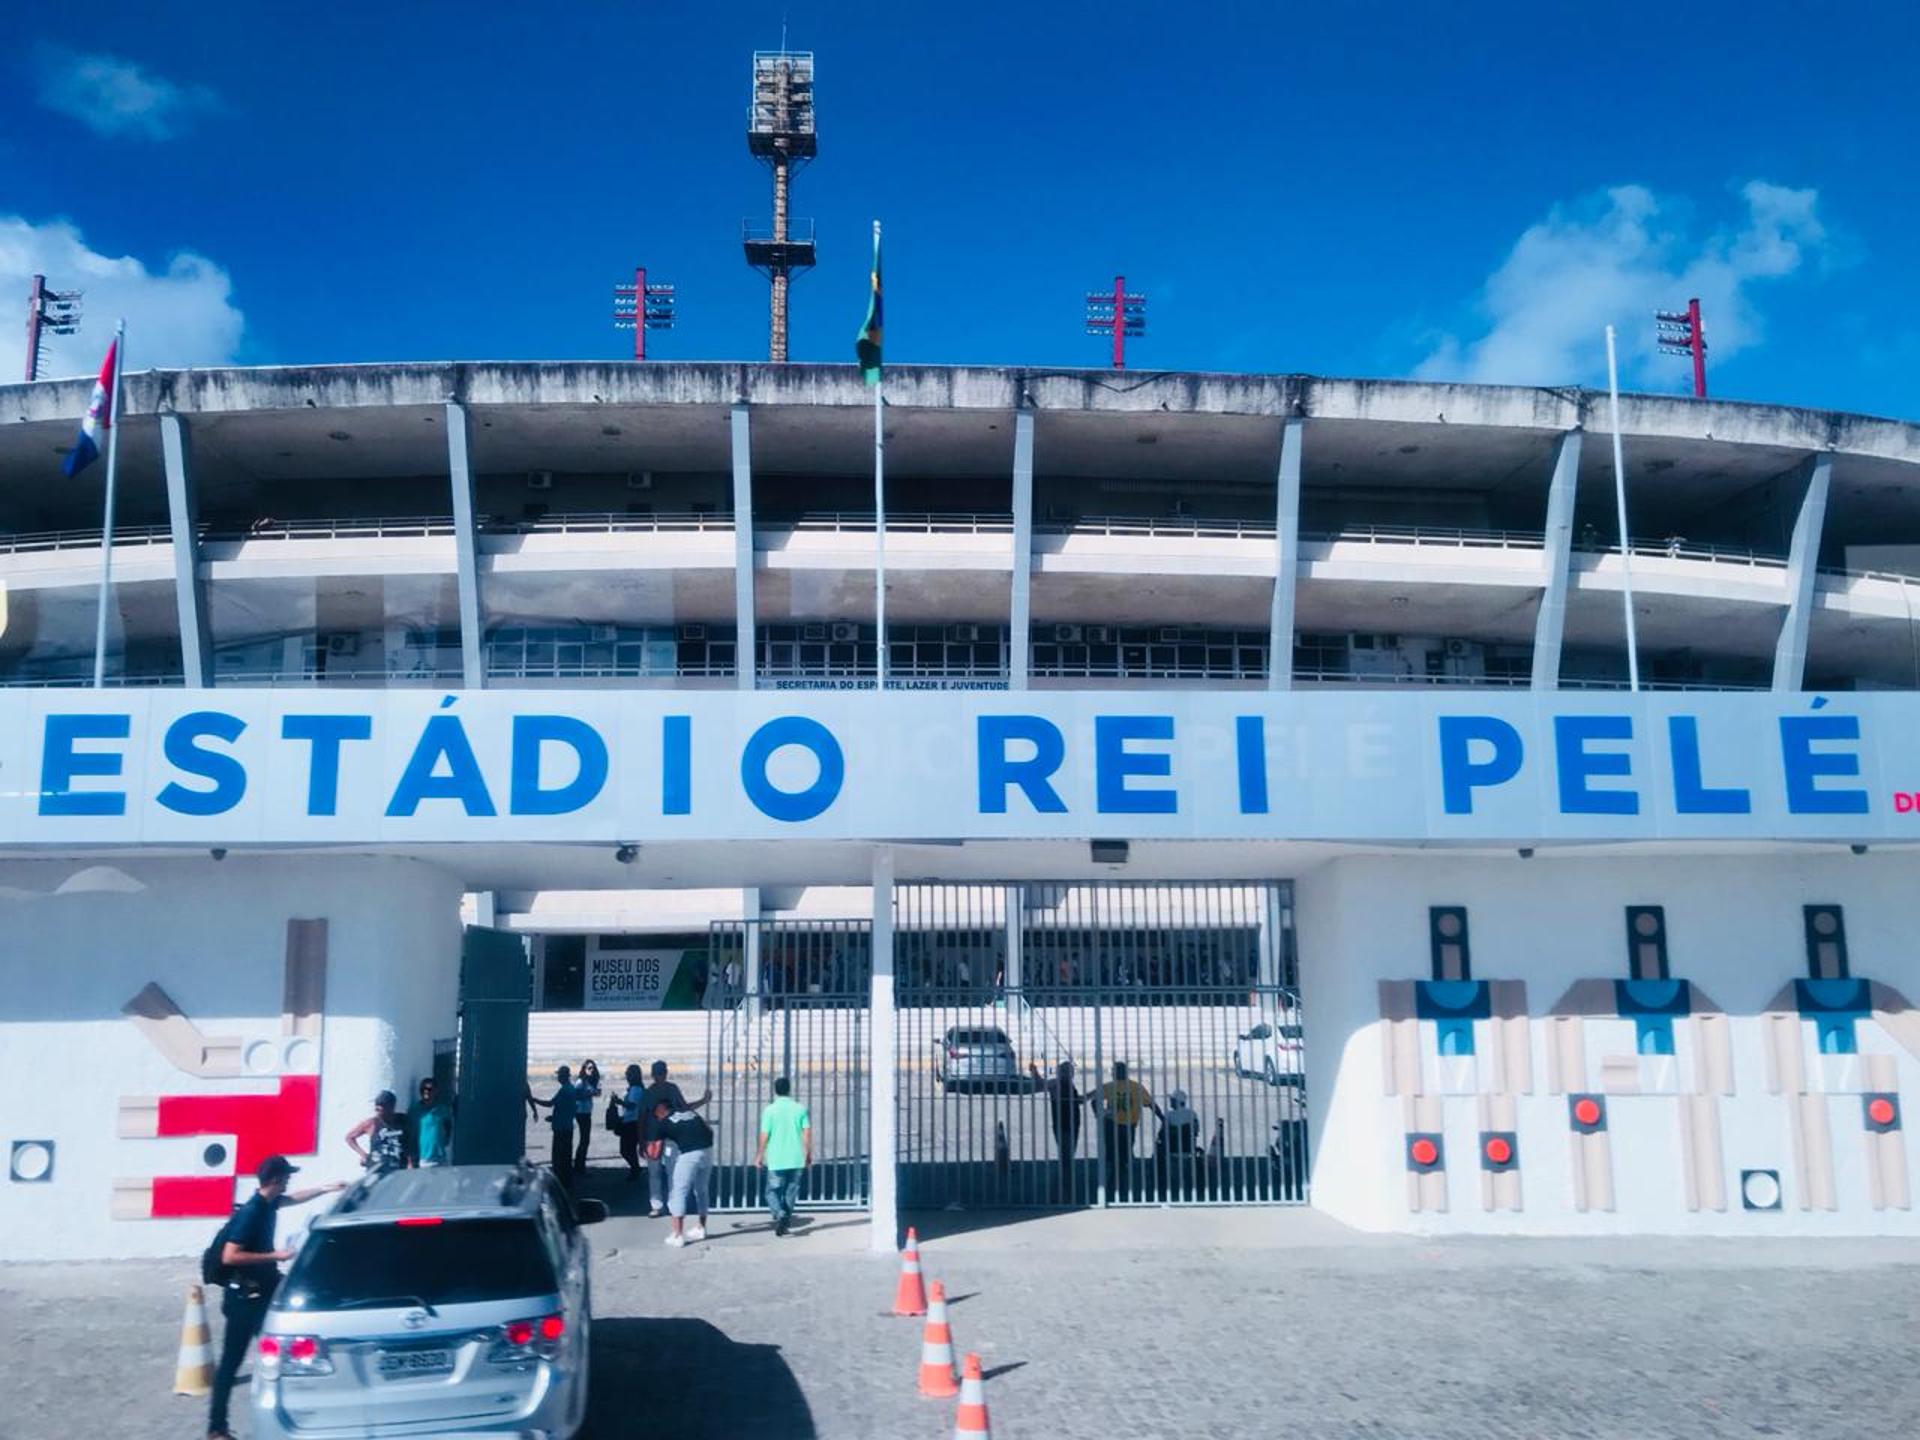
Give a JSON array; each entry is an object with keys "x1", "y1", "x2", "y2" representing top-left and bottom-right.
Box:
[{"x1": 754, "y1": 1076, "x2": 812, "y2": 1237}]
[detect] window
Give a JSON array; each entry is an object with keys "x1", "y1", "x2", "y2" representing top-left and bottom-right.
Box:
[{"x1": 280, "y1": 1218, "x2": 558, "y2": 1310}]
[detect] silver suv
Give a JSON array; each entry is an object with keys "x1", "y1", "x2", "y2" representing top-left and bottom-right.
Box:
[{"x1": 249, "y1": 1164, "x2": 605, "y2": 1439}]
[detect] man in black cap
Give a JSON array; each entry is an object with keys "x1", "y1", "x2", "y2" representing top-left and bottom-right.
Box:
[
  {"x1": 207, "y1": 1155, "x2": 342, "y2": 1440},
  {"x1": 345, "y1": 1089, "x2": 409, "y2": 1174}
]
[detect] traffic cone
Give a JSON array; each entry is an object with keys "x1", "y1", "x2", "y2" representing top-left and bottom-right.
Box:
[
  {"x1": 953, "y1": 1351, "x2": 993, "y2": 1439},
  {"x1": 891, "y1": 1226, "x2": 927, "y2": 1316},
  {"x1": 917, "y1": 1281, "x2": 960, "y2": 1397},
  {"x1": 172, "y1": 1284, "x2": 214, "y2": 1396}
]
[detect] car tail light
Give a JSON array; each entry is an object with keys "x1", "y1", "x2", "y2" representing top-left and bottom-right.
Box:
[
  {"x1": 395, "y1": 1215, "x2": 444, "y2": 1227},
  {"x1": 258, "y1": 1333, "x2": 332, "y2": 1376},
  {"x1": 491, "y1": 1312, "x2": 566, "y2": 1364}
]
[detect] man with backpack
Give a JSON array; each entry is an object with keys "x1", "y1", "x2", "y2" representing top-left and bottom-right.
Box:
[{"x1": 205, "y1": 1154, "x2": 342, "y2": 1440}]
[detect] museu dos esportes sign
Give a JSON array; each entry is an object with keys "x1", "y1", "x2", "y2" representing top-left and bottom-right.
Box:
[{"x1": 4, "y1": 689, "x2": 1913, "y2": 845}]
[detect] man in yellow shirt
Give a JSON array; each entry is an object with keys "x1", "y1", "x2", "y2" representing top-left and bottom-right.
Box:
[{"x1": 1095, "y1": 1061, "x2": 1162, "y2": 1199}]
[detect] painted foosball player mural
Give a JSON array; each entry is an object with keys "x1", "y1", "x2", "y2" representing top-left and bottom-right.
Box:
[
  {"x1": 1546, "y1": 906, "x2": 1734, "y2": 1214},
  {"x1": 1761, "y1": 904, "x2": 1917, "y2": 1212},
  {"x1": 1380, "y1": 907, "x2": 1531, "y2": 1214},
  {"x1": 112, "y1": 920, "x2": 327, "y2": 1220}
]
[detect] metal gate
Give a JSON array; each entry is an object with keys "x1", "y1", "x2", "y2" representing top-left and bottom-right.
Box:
[
  {"x1": 704, "y1": 919, "x2": 871, "y2": 1211},
  {"x1": 895, "y1": 882, "x2": 1308, "y2": 1209}
]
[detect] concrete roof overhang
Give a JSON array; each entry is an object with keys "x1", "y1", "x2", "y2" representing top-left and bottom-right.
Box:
[
  {"x1": 5, "y1": 361, "x2": 1916, "y2": 487},
  {"x1": 0, "y1": 837, "x2": 1903, "y2": 895}
]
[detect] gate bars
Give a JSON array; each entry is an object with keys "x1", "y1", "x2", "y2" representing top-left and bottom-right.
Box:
[
  {"x1": 894, "y1": 882, "x2": 1307, "y2": 1210},
  {"x1": 705, "y1": 919, "x2": 872, "y2": 1211},
  {"x1": 708, "y1": 881, "x2": 1307, "y2": 1214}
]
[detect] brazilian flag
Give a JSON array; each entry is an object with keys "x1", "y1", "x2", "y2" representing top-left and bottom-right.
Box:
[{"x1": 856, "y1": 222, "x2": 882, "y2": 384}]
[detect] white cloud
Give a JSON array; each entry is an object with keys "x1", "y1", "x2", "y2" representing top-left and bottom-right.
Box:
[
  {"x1": 1416, "y1": 182, "x2": 1829, "y2": 388},
  {"x1": 33, "y1": 45, "x2": 220, "y2": 141},
  {"x1": 0, "y1": 216, "x2": 245, "y2": 379}
]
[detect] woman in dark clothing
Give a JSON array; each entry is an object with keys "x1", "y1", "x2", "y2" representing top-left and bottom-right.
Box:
[
  {"x1": 1028, "y1": 1059, "x2": 1084, "y2": 1203},
  {"x1": 574, "y1": 1059, "x2": 602, "y2": 1171},
  {"x1": 618, "y1": 1063, "x2": 647, "y2": 1181}
]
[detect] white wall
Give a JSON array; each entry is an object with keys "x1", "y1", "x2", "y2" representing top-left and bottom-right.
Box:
[
  {"x1": 1298, "y1": 850, "x2": 1920, "y2": 1236},
  {"x1": 0, "y1": 855, "x2": 462, "y2": 1261}
]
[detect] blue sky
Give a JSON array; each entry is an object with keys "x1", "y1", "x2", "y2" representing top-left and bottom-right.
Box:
[{"x1": 2, "y1": 1, "x2": 1916, "y2": 418}]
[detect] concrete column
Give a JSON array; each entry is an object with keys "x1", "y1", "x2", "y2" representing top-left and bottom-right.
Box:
[
  {"x1": 1008, "y1": 409, "x2": 1035, "y2": 689},
  {"x1": 1772, "y1": 453, "x2": 1834, "y2": 692},
  {"x1": 742, "y1": 885, "x2": 764, "y2": 1020},
  {"x1": 731, "y1": 405, "x2": 757, "y2": 691},
  {"x1": 1266, "y1": 417, "x2": 1304, "y2": 690},
  {"x1": 470, "y1": 890, "x2": 498, "y2": 928},
  {"x1": 158, "y1": 413, "x2": 214, "y2": 687},
  {"x1": 1003, "y1": 884, "x2": 1024, "y2": 990},
  {"x1": 445, "y1": 401, "x2": 485, "y2": 688},
  {"x1": 868, "y1": 846, "x2": 898, "y2": 1251},
  {"x1": 1530, "y1": 429, "x2": 1585, "y2": 689}
]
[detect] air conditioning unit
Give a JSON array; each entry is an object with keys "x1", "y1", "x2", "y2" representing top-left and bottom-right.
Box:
[
  {"x1": 1444, "y1": 638, "x2": 1472, "y2": 658},
  {"x1": 1155, "y1": 627, "x2": 1182, "y2": 644},
  {"x1": 830, "y1": 622, "x2": 860, "y2": 643},
  {"x1": 625, "y1": 470, "x2": 655, "y2": 491},
  {"x1": 801, "y1": 623, "x2": 828, "y2": 642},
  {"x1": 678, "y1": 623, "x2": 708, "y2": 641},
  {"x1": 1052, "y1": 624, "x2": 1084, "y2": 643},
  {"x1": 526, "y1": 471, "x2": 554, "y2": 491},
  {"x1": 325, "y1": 633, "x2": 361, "y2": 658},
  {"x1": 949, "y1": 623, "x2": 983, "y2": 642},
  {"x1": 1087, "y1": 626, "x2": 1117, "y2": 644}
]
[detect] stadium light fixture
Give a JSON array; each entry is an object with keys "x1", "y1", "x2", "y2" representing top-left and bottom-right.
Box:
[
  {"x1": 613, "y1": 267, "x2": 676, "y2": 362},
  {"x1": 1084, "y1": 275, "x2": 1147, "y2": 370},
  {"x1": 1655, "y1": 298, "x2": 1707, "y2": 398}
]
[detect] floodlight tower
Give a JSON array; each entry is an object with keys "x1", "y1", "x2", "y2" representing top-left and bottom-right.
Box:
[
  {"x1": 24, "y1": 274, "x2": 83, "y2": 381},
  {"x1": 612, "y1": 267, "x2": 677, "y2": 361},
  {"x1": 743, "y1": 50, "x2": 818, "y2": 363},
  {"x1": 1656, "y1": 297, "x2": 1707, "y2": 398},
  {"x1": 1085, "y1": 275, "x2": 1146, "y2": 369}
]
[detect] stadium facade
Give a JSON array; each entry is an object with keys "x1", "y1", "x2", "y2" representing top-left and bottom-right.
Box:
[{"x1": 1, "y1": 360, "x2": 1917, "y2": 1259}]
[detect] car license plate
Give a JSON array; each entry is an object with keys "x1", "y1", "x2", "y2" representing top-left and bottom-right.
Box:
[{"x1": 378, "y1": 1347, "x2": 453, "y2": 1380}]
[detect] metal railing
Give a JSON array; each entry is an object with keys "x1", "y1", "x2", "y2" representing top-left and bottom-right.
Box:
[{"x1": 763, "y1": 511, "x2": 1014, "y2": 534}]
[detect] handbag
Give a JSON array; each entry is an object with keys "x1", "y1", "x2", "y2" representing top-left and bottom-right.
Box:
[{"x1": 604, "y1": 1098, "x2": 621, "y2": 1134}]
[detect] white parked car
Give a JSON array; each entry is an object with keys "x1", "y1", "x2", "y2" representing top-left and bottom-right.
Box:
[{"x1": 1232, "y1": 1021, "x2": 1304, "y2": 1088}]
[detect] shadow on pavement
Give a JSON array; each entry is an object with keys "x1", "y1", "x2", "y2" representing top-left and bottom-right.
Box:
[
  {"x1": 903, "y1": 1207, "x2": 1078, "y2": 1242},
  {"x1": 589, "y1": 1317, "x2": 815, "y2": 1438}
]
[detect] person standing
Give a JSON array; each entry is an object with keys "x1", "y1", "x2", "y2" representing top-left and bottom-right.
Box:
[
  {"x1": 411, "y1": 1078, "x2": 453, "y2": 1167},
  {"x1": 573, "y1": 1059, "x2": 603, "y2": 1174},
  {"x1": 617, "y1": 1063, "x2": 648, "y2": 1182},
  {"x1": 641, "y1": 1060, "x2": 709, "y2": 1218},
  {"x1": 345, "y1": 1090, "x2": 409, "y2": 1173},
  {"x1": 753, "y1": 1076, "x2": 812, "y2": 1236},
  {"x1": 530, "y1": 1065, "x2": 581, "y2": 1192},
  {"x1": 1094, "y1": 1061, "x2": 1162, "y2": 1201},
  {"x1": 651, "y1": 1097, "x2": 716, "y2": 1247},
  {"x1": 206, "y1": 1155, "x2": 342, "y2": 1440},
  {"x1": 1029, "y1": 1059, "x2": 1084, "y2": 1202}
]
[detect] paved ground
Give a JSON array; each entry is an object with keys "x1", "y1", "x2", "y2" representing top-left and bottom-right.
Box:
[{"x1": 6, "y1": 1207, "x2": 1920, "y2": 1439}]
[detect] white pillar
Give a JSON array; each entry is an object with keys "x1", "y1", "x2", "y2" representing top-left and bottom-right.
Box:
[
  {"x1": 1266, "y1": 417, "x2": 1304, "y2": 690},
  {"x1": 445, "y1": 401, "x2": 484, "y2": 689},
  {"x1": 868, "y1": 846, "x2": 899, "y2": 1251},
  {"x1": 742, "y1": 885, "x2": 763, "y2": 1020},
  {"x1": 159, "y1": 413, "x2": 214, "y2": 687},
  {"x1": 1003, "y1": 884, "x2": 1024, "y2": 990},
  {"x1": 1530, "y1": 429, "x2": 1585, "y2": 689},
  {"x1": 731, "y1": 404, "x2": 757, "y2": 691},
  {"x1": 1009, "y1": 409, "x2": 1035, "y2": 689},
  {"x1": 1772, "y1": 453, "x2": 1833, "y2": 692}
]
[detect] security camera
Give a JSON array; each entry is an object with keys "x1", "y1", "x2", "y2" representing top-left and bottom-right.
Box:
[
  {"x1": 615, "y1": 844, "x2": 639, "y2": 865},
  {"x1": 210, "y1": 847, "x2": 228, "y2": 862}
]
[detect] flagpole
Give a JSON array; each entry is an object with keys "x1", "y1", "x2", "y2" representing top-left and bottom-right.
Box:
[
  {"x1": 872, "y1": 220, "x2": 887, "y2": 690},
  {"x1": 91, "y1": 319, "x2": 127, "y2": 689},
  {"x1": 1605, "y1": 324, "x2": 1640, "y2": 693}
]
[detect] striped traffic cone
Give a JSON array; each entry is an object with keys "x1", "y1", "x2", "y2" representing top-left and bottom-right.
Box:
[
  {"x1": 953, "y1": 1351, "x2": 993, "y2": 1439},
  {"x1": 917, "y1": 1281, "x2": 960, "y2": 1397},
  {"x1": 172, "y1": 1284, "x2": 214, "y2": 1396},
  {"x1": 891, "y1": 1226, "x2": 927, "y2": 1316}
]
